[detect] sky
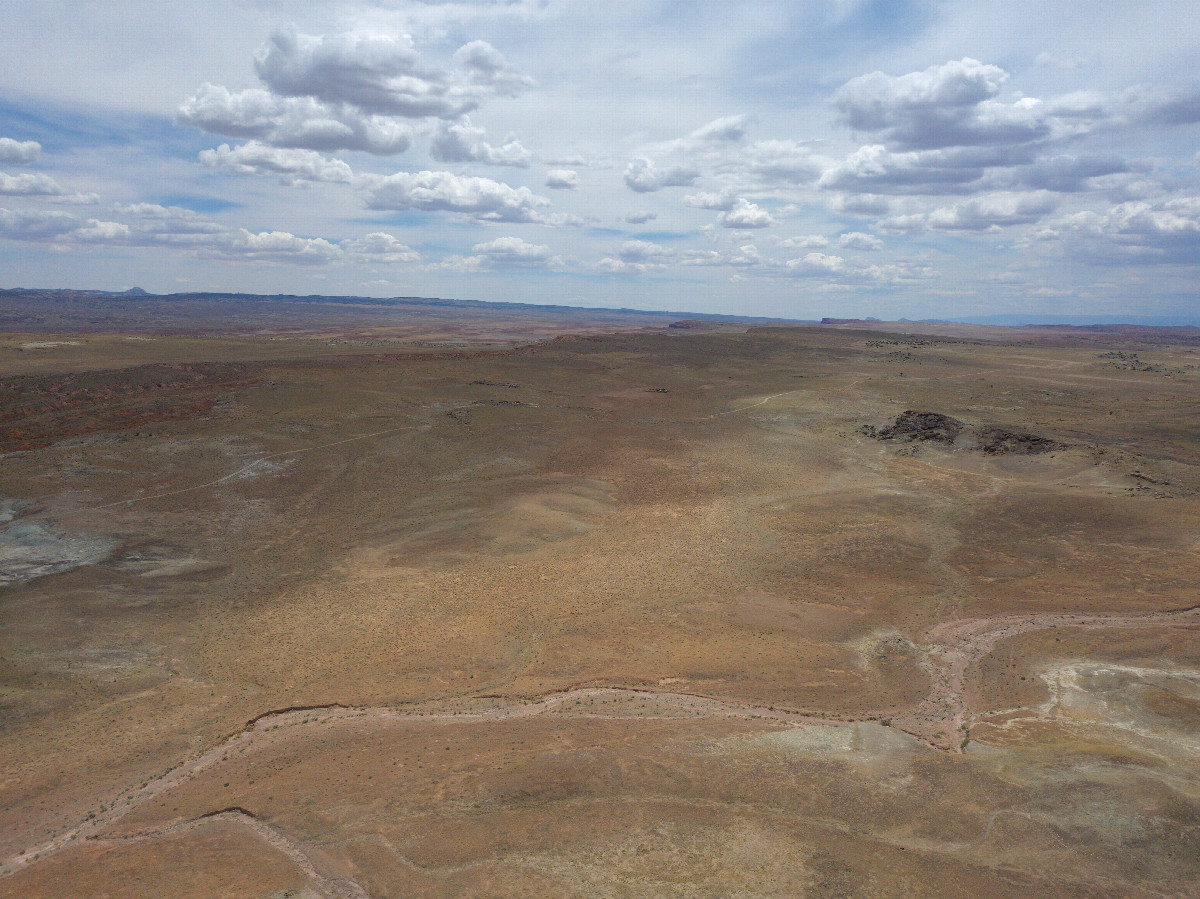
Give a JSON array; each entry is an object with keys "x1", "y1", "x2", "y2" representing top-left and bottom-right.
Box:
[{"x1": 1, "y1": 0, "x2": 1199, "y2": 320}]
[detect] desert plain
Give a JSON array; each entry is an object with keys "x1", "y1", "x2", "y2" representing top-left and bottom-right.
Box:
[{"x1": 1, "y1": 292, "x2": 1199, "y2": 897}]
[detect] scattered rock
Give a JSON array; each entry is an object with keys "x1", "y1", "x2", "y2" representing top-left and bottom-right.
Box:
[
  {"x1": 863, "y1": 411, "x2": 964, "y2": 444},
  {"x1": 863, "y1": 411, "x2": 1065, "y2": 456},
  {"x1": 1099, "y1": 350, "x2": 1161, "y2": 372},
  {"x1": 976, "y1": 428, "x2": 1063, "y2": 456}
]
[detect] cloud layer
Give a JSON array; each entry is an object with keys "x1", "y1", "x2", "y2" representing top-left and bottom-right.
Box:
[{"x1": 2, "y1": 2, "x2": 1199, "y2": 318}]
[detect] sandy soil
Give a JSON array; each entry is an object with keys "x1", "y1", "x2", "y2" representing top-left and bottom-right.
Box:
[{"x1": 2, "y1": 314, "x2": 1200, "y2": 896}]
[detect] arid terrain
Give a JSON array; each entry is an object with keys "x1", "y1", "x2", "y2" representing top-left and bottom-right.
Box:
[{"x1": 2, "y1": 293, "x2": 1199, "y2": 897}]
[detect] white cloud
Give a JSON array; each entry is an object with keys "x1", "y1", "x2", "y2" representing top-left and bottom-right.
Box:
[
  {"x1": 199, "y1": 142, "x2": 354, "y2": 183},
  {"x1": 342, "y1": 232, "x2": 420, "y2": 263},
  {"x1": 0, "y1": 170, "x2": 97, "y2": 204},
  {"x1": 430, "y1": 119, "x2": 531, "y2": 167},
  {"x1": 625, "y1": 210, "x2": 657, "y2": 224},
  {"x1": 178, "y1": 85, "x2": 413, "y2": 155},
  {"x1": 617, "y1": 239, "x2": 672, "y2": 263},
  {"x1": 180, "y1": 29, "x2": 533, "y2": 158},
  {"x1": 453, "y1": 40, "x2": 536, "y2": 96},
  {"x1": 0, "y1": 207, "x2": 81, "y2": 240},
  {"x1": 881, "y1": 191, "x2": 1060, "y2": 232},
  {"x1": 829, "y1": 193, "x2": 891, "y2": 215},
  {"x1": 736, "y1": 140, "x2": 824, "y2": 185},
  {"x1": 112, "y1": 203, "x2": 226, "y2": 234},
  {"x1": 593, "y1": 257, "x2": 661, "y2": 274},
  {"x1": 680, "y1": 244, "x2": 764, "y2": 268},
  {"x1": 818, "y1": 141, "x2": 1065, "y2": 197},
  {"x1": 0, "y1": 201, "x2": 344, "y2": 265},
  {"x1": 361, "y1": 169, "x2": 561, "y2": 224},
  {"x1": 1017, "y1": 155, "x2": 1129, "y2": 192},
  {"x1": 837, "y1": 231, "x2": 883, "y2": 250},
  {"x1": 1040, "y1": 197, "x2": 1200, "y2": 263},
  {"x1": 449, "y1": 235, "x2": 562, "y2": 270},
  {"x1": 545, "y1": 169, "x2": 579, "y2": 190},
  {"x1": 785, "y1": 252, "x2": 846, "y2": 275},
  {"x1": 254, "y1": 28, "x2": 474, "y2": 119},
  {"x1": 684, "y1": 188, "x2": 738, "y2": 211},
  {"x1": 834, "y1": 58, "x2": 1048, "y2": 151},
  {"x1": 0, "y1": 171, "x2": 70, "y2": 197},
  {"x1": 204, "y1": 229, "x2": 343, "y2": 264},
  {"x1": 684, "y1": 114, "x2": 750, "y2": 145},
  {"x1": 0, "y1": 138, "x2": 41, "y2": 165},
  {"x1": 624, "y1": 157, "x2": 699, "y2": 192},
  {"x1": 718, "y1": 199, "x2": 773, "y2": 228},
  {"x1": 73, "y1": 219, "x2": 131, "y2": 242},
  {"x1": 777, "y1": 235, "x2": 829, "y2": 249}
]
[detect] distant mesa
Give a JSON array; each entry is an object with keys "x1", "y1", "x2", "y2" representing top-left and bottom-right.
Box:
[{"x1": 122, "y1": 287, "x2": 150, "y2": 296}]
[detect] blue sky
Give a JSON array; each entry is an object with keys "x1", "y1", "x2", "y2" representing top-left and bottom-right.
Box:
[{"x1": 1, "y1": 0, "x2": 1198, "y2": 320}]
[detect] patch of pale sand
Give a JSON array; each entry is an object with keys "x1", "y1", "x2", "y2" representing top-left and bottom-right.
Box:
[
  {"x1": 733, "y1": 721, "x2": 924, "y2": 758},
  {"x1": 114, "y1": 557, "x2": 218, "y2": 578},
  {"x1": 19, "y1": 341, "x2": 84, "y2": 350},
  {"x1": 1037, "y1": 661, "x2": 1200, "y2": 753},
  {"x1": 0, "y1": 519, "x2": 116, "y2": 586}
]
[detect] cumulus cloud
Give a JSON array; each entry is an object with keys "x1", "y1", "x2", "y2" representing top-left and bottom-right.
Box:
[
  {"x1": 881, "y1": 191, "x2": 1060, "y2": 232},
  {"x1": 112, "y1": 203, "x2": 226, "y2": 235},
  {"x1": 777, "y1": 235, "x2": 829, "y2": 249},
  {"x1": 545, "y1": 169, "x2": 579, "y2": 189},
  {"x1": 593, "y1": 257, "x2": 659, "y2": 274},
  {"x1": 736, "y1": 140, "x2": 824, "y2": 185},
  {"x1": 685, "y1": 190, "x2": 772, "y2": 227},
  {"x1": 0, "y1": 207, "x2": 81, "y2": 240},
  {"x1": 818, "y1": 143, "x2": 1040, "y2": 196},
  {"x1": 0, "y1": 138, "x2": 41, "y2": 165},
  {"x1": 361, "y1": 169, "x2": 565, "y2": 224},
  {"x1": 837, "y1": 231, "x2": 883, "y2": 250},
  {"x1": 617, "y1": 239, "x2": 673, "y2": 263},
  {"x1": 179, "y1": 85, "x2": 413, "y2": 155},
  {"x1": 1120, "y1": 85, "x2": 1200, "y2": 128},
  {"x1": 625, "y1": 210, "x2": 657, "y2": 224},
  {"x1": 448, "y1": 235, "x2": 562, "y2": 270},
  {"x1": 180, "y1": 29, "x2": 532, "y2": 156},
  {"x1": 684, "y1": 188, "x2": 738, "y2": 210},
  {"x1": 255, "y1": 28, "x2": 475, "y2": 119},
  {"x1": 594, "y1": 239, "x2": 674, "y2": 273},
  {"x1": 430, "y1": 119, "x2": 531, "y2": 166},
  {"x1": 0, "y1": 172, "x2": 71, "y2": 197},
  {"x1": 0, "y1": 201, "x2": 344, "y2": 265},
  {"x1": 73, "y1": 219, "x2": 131, "y2": 242},
  {"x1": 624, "y1": 157, "x2": 698, "y2": 192},
  {"x1": 718, "y1": 199, "x2": 773, "y2": 228},
  {"x1": 829, "y1": 193, "x2": 891, "y2": 215},
  {"x1": 0, "y1": 171, "x2": 97, "y2": 204},
  {"x1": 341, "y1": 232, "x2": 420, "y2": 263},
  {"x1": 1038, "y1": 197, "x2": 1200, "y2": 263},
  {"x1": 785, "y1": 252, "x2": 846, "y2": 275},
  {"x1": 1017, "y1": 155, "x2": 1129, "y2": 192},
  {"x1": 199, "y1": 142, "x2": 354, "y2": 183},
  {"x1": 453, "y1": 40, "x2": 536, "y2": 96},
  {"x1": 679, "y1": 244, "x2": 764, "y2": 268},
  {"x1": 204, "y1": 229, "x2": 342, "y2": 264},
  {"x1": 835, "y1": 58, "x2": 1048, "y2": 151}
]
